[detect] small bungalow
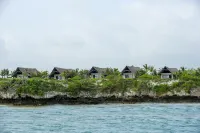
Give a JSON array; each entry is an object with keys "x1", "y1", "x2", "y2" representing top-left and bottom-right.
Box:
[
  {"x1": 12, "y1": 67, "x2": 39, "y2": 78},
  {"x1": 121, "y1": 65, "x2": 140, "y2": 79},
  {"x1": 160, "y1": 66, "x2": 178, "y2": 79},
  {"x1": 49, "y1": 67, "x2": 73, "y2": 80},
  {"x1": 89, "y1": 66, "x2": 107, "y2": 79}
]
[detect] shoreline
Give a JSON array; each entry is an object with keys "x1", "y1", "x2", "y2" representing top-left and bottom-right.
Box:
[{"x1": 1, "y1": 95, "x2": 200, "y2": 106}]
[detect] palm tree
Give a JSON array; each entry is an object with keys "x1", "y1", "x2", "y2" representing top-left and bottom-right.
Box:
[
  {"x1": 180, "y1": 67, "x2": 186, "y2": 72},
  {"x1": 62, "y1": 70, "x2": 78, "y2": 79},
  {"x1": 152, "y1": 69, "x2": 157, "y2": 76},
  {"x1": 75, "y1": 68, "x2": 79, "y2": 73},
  {"x1": 40, "y1": 71, "x2": 49, "y2": 78},
  {"x1": 143, "y1": 64, "x2": 156, "y2": 75},
  {"x1": 178, "y1": 67, "x2": 187, "y2": 77},
  {"x1": 0, "y1": 70, "x2": 3, "y2": 78},
  {"x1": 135, "y1": 69, "x2": 146, "y2": 78},
  {"x1": 5, "y1": 69, "x2": 9, "y2": 78},
  {"x1": 113, "y1": 68, "x2": 120, "y2": 76},
  {"x1": 0, "y1": 69, "x2": 7, "y2": 78},
  {"x1": 148, "y1": 66, "x2": 155, "y2": 75},
  {"x1": 78, "y1": 69, "x2": 89, "y2": 79},
  {"x1": 143, "y1": 64, "x2": 149, "y2": 73}
]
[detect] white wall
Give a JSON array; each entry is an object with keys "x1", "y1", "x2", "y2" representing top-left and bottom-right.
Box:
[
  {"x1": 161, "y1": 73, "x2": 173, "y2": 79},
  {"x1": 17, "y1": 74, "x2": 28, "y2": 79},
  {"x1": 54, "y1": 74, "x2": 64, "y2": 80},
  {"x1": 91, "y1": 73, "x2": 102, "y2": 79},
  {"x1": 122, "y1": 73, "x2": 135, "y2": 79}
]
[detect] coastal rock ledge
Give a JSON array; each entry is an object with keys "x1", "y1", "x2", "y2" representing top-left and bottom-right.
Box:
[
  {"x1": 1, "y1": 95, "x2": 200, "y2": 106},
  {"x1": 1, "y1": 88, "x2": 200, "y2": 106}
]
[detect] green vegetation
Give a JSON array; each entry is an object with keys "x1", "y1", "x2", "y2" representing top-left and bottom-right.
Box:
[
  {"x1": 0, "y1": 69, "x2": 10, "y2": 78},
  {"x1": 1, "y1": 66, "x2": 200, "y2": 97}
]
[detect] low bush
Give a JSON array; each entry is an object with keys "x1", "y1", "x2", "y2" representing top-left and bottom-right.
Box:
[
  {"x1": 153, "y1": 84, "x2": 169, "y2": 95},
  {"x1": 0, "y1": 75, "x2": 200, "y2": 97}
]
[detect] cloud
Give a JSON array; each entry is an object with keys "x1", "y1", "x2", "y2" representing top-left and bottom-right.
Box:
[{"x1": 0, "y1": 0, "x2": 200, "y2": 70}]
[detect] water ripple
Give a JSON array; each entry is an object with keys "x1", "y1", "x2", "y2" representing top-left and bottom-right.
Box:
[{"x1": 1, "y1": 104, "x2": 200, "y2": 133}]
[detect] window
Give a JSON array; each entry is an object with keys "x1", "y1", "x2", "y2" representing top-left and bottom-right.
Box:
[{"x1": 125, "y1": 75, "x2": 129, "y2": 78}]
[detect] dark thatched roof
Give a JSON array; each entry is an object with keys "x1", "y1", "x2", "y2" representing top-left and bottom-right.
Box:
[
  {"x1": 54, "y1": 67, "x2": 73, "y2": 74},
  {"x1": 160, "y1": 66, "x2": 178, "y2": 73},
  {"x1": 12, "y1": 67, "x2": 39, "y2": 77},
  {"x1": 49, "y1": 67, "x2": 74, "y2": 77},
  {"x1": 121, "y1": 66, "x2": 140, "y2": 74},
  {"x1": 89, "y1": 66, "x2": 107, "y2": 74}
]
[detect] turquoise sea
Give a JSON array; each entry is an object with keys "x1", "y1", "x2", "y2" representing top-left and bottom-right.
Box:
[{"x1": 1, "y1": 104, "x2": 200, "y2": 133}]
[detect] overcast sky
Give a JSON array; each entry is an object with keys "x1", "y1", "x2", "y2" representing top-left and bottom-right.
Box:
[{"x1": 0, "y1": 0, "x2": 200, "y2": 71}]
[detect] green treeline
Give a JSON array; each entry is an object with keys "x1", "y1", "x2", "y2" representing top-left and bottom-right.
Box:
[{"x1": 1, "y1": 66, "x2": 200, "y2": 97}]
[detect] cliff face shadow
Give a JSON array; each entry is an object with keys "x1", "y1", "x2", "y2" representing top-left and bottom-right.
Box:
[{"x1": 1, "y1": 95, "x2": 200, "y2": 106}]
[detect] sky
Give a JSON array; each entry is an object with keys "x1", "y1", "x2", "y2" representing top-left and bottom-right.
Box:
[{"x1": 0, "y1": 0, "x2": 200, "y2": 71}]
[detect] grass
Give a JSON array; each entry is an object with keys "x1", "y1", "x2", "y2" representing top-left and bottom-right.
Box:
[{"x1": 0, "y1": 76, "x2": 200, "y2": 97}]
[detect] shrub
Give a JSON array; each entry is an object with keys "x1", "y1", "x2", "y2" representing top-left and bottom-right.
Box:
[
  {"x1": 0, "y1": 80, "x2": 10, "y2": 91},
  {"x1": 16, "y1": 78, "x2": 68, "y2": 96},
  {"x1": 136, "y1": 80, "x2": 152, "y2": 95},
  {"x1": 138, "y1": 74, "x2": 159, "y2": 80},
  {"x1": 153, "y1": 84, "x2": 169, "y2": 95},
  {"x1": 67, "y1": 78, "x2": 96, "y2": 96}
]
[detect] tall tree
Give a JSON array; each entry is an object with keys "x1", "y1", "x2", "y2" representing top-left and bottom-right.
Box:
[
  {"x1": 4, "y1": 69, "x2": 9, "y2": 78},
  {"x1": 39, "y1": 71, "x2": 49, "y2": 78},
  {"x1": 105, "y1": 68, "x2": 120, "y2": 76},
  {"x1": 61, "y1": 70, "x2": 78, "y2": 79},
  {"x1": 0, "y1": 70, "x2": 3, "y2": 78},
  {"x1": 148, "y1": 66, "x2": 157, "y2": 76},
  {"x1": 78, "y1": 69, "x2": 89, "y2": 79},
  {"x1": 143, "y1": 64, "x2": 149, "y2": 73},
  {"x1": 0, "y1": 69, "x2": 8, "y2": 78},
  {"x1": 180, "y1": 67, "x2": 186, "y2": 72},
  {"x1": 135, "y1": 69, "x2": 146, "y2": 78}
]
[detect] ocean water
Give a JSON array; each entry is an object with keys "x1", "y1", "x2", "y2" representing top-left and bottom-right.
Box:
[{"x1": 1, "y1": 104, "x2": 200, "y2": 133}]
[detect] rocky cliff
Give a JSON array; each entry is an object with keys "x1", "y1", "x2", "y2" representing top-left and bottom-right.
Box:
[{"x1": 1, "y1": 88, "x2": 200, "y2": 106}]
